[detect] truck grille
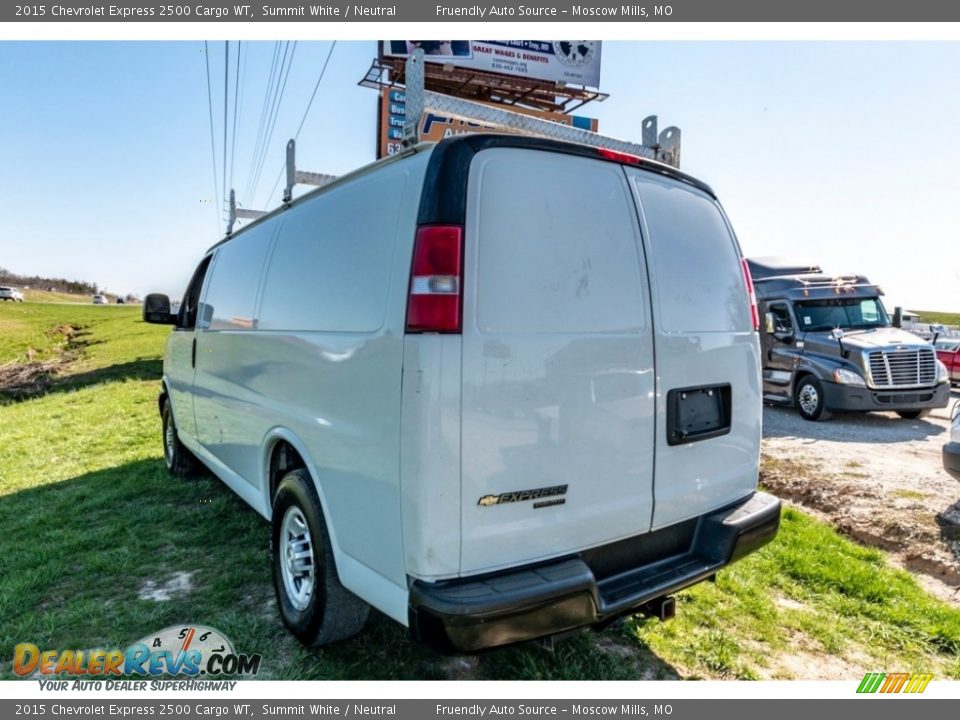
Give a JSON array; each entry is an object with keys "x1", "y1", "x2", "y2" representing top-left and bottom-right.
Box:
[{"x1": 867, "y1": 348, "x2": 937, "y2": 389}]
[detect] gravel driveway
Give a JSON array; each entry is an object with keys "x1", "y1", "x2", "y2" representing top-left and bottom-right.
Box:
[{"x1": 761, "y1": 389, "x2": 960, "y2": 602}]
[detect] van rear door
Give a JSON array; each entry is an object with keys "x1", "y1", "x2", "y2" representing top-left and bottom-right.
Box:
[
  {"x1": 459, "y1": 148, "x2": 656, "y2": 575},
  {"x1": 624, "y1": 168, "x2": 761, "y2": 531}
]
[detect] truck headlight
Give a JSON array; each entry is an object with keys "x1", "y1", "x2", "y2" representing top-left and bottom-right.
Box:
[
  {"x1": 937, "y1": 360, "x2": 949, "y2": 384},
  {"x1": 833, "y1": 368, "x2": 866, "y2": 386}
]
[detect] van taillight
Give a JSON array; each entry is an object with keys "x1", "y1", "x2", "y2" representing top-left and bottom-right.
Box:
[
  {"x1": 740, "y1": 257, "x2": 760, "y2": 331},
  {"x1": 406, "y1": 225, "x2": 464, "y2": 333}
]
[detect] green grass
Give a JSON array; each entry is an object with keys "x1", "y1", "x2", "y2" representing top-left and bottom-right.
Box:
[
  {"x1": 20, "y1": 288, "x2": 97, "y2": 304},
  {"x1": 629, "y1": 508, "x2": 960, "y2": 679},
  {"x1": 0, "y1": 302, "x2": 153, "y2": 368},
  {"x1": 1, "y1": 302, "x2": 959, "y2": 680},
  {"x1": 916, "y1": 310, "x2": 960, "y2": 326}
]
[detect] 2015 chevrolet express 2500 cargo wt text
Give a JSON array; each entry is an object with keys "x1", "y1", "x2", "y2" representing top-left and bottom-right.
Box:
[{"x1": 143, "y1": 134, "x2": 780, "y2": 653}]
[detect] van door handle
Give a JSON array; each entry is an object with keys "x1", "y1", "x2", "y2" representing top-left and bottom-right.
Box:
[{"x1": 191, "y1": 338, "x2": 197, "y2": 368}]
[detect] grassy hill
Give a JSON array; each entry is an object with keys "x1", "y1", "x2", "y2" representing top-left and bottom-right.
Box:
[
  {"x1": 0, "y1": 302, "x2": 958, "y2": 681},
  {"x1": 20, "y1": 288, "x2": 98, "y2": 304},
  {"x1": 916, "y1": 311, "x2": 960, "y2": 327}
]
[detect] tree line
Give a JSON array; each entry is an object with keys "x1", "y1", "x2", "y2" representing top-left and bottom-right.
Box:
[{"x1": 0, "y1": 266, "x2": 99, "y2": 295}]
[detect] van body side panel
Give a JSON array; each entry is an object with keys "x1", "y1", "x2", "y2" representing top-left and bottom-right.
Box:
[
  {"x1": 164, "y1": 331, "x2": 198, "y2": 440},
  {"x1": 193, "y1": 222, "x2": 277, "y2": 484},
  {"x1": 192, "y1": 152, "x2": 430, "y2": 593},
  {"x1": 165, "y1": 254, "x2": 215, "y2": 443},
  {"x1": 459, "y1": 148, "x2": 656, "y2": 575},
  {"x1": 625, "y1": 169, "x2": 762, "y2": 530},
  {"x1": 399, "y1": 334, "x2": 463, "y2": 580}
]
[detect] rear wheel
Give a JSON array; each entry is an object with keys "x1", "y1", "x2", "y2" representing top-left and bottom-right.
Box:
[
  {"x1": 272, "y1": 469, "x2": 369, "y2": 647},
  {"x1": 896, "y1": 409, "x2": 930, "y2": 420},
  {"x1": 795, "y1": 376, "x2": 832, "y2": 422},
  {"x1": 161, "y1": 398, "x2": 198, "y2": 477}
]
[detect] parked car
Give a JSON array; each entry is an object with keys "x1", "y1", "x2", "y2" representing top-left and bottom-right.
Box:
[
  {"x1": 934, "y1": 338, "x2": 960, "y2": 385},
  {"x1": 143, "y1": 134, "x2": 780, "y2": 653},
  {"x1": 92, "y1": 294, "x2": 106, "y2": 304},
  {"x1": 0, "y1": 286, "x2": 24, "y2": 302},
  {"x1": 944, "y1": 401, "x2": 960, "y2": 480}
]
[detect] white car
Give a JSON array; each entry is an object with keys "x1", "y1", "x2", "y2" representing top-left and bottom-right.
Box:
[
  {"x1": 92, "y1": 294, "x2": 106, "y2": 304},
  {"x1": 945, "y1": 402, "x2": 960, "y2": 480},
  {"x1": 144, "y1": 134, "x2": 779, "y2": 653},
  {"x1": 0, "y1": 286, "x2": 24, "y2": 302}
]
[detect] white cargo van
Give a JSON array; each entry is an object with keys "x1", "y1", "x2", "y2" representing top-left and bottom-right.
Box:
[{"x1": 144, "y1": 134, "x2": 780, "y2": 653}]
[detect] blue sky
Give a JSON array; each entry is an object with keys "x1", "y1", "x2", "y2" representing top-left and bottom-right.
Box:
[{"x1": 0, "y1": 41, "x2": 957, "y2": 311}]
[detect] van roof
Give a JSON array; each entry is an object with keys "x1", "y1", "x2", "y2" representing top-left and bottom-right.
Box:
[
  {"x1": 417, "y1": 134, "x2": 715, "y2": 228},
  {"x1": 209, "y1": 133, "x2": 717, "y2": 253}
]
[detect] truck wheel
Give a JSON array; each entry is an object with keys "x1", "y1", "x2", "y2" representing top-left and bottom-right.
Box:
[
  {"x1": 161, "y1": 398, "x2": 198, "y2": 477},
  {"x1": 795, "y1": 376, "x2": 832, "y2": 421},
  {"x1": 896, "y1": 409, "x2": 930, "y2": 420},
  {"x1": 272, "y1": 469, "x2": 370, "y2": 647}
]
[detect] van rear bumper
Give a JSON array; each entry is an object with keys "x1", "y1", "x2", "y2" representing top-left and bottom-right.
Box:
[{"x1": 408, "y1": 491, "x2": 781, "y2": 654}]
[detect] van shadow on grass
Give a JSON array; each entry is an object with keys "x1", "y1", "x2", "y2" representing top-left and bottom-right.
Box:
[{"x1": 0, "y1": 458, "x2": 681, "y2": 681}]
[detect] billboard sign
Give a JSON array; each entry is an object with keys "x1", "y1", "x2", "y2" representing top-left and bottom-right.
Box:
[
  {"x1": 378, "y1": 88, "x2": 599, "y2": 158},
  {"x1": 382, "y1": 41, "x2": 602, "y2": 88}
]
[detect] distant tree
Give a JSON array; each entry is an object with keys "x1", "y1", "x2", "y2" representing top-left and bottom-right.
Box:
[{"x1": 0, "y1": 267, "x2": 98, "y2": 295}]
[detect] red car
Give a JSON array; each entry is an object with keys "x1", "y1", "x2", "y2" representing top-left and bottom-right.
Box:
[{"x1": 935, "y1": 339, "x2": 960, "y2": 385}]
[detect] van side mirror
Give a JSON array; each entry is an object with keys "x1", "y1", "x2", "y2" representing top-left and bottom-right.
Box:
[{"x1": 143, "y1": 293, "x2": 177, "y2": 325}]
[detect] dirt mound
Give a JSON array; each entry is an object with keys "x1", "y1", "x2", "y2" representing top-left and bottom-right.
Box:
[
  {"x1": 762, "y1": 403, "x2": 960, "y2": 603},
  {"x1": 0, "y1": 324, "x2": 85, "y2": 400}
]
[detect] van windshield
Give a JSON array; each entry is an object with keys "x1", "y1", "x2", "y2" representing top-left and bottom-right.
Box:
[{"x1": 795, "y1": 298, "x2": 889, "y2": 331}]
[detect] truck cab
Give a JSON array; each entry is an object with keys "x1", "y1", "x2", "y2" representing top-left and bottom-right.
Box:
[{"x1": 747, "y1": 257, "x2": 951, "y2": 421}]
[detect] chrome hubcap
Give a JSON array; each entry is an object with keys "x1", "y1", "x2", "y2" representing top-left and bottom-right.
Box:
[
  {"x1": 280, "y1": 507, "x2": 315, "y2": 611},
  {"x1": 163, "y1": 417, "x2": 175, "y2": 466},
  {"x1": 799, "y1": 385, "x2": 819, "y2": 415}
]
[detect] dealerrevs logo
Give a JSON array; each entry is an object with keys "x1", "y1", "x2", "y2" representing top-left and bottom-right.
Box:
[{"x1": 14, "y1": 625, "x2": 261, "y2": 677}]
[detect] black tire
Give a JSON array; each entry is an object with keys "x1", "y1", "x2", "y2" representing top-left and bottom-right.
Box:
[
  {"x1": 795, "y1": 376, "x2": 832, "y2": 422},
  {"x1": 161, "y1": 397, "x2": 198, "y2": 477},
  {"x1": 271, "y1": 469, "x2": 370, "y2": 647},
  {"x1": 896, "y1": 409, "x2": 930, "y2": 420}
]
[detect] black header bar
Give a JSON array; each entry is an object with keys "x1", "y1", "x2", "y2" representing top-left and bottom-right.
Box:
[{"x1": 7, "y1": 0, "x2": 960, "y2": 22}]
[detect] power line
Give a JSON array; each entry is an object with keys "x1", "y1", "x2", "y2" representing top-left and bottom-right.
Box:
[
  {"x1": 263, "y1": 41, "x2": 338, "y2": 208},
  {"x1": 229, "y1": 41, "x2": 243, "y2": 199},
  {"x1": 245, "y1": 41, "x2": 281, "y2": 201},
  {"x1": 203, "y1": 40, "x2": 220, "y2": 234},
  {"x1": 222, "y1": 40, "x2": 229, "y2": 214},
  {"x1": 249, "y1": 41, "x2": 298, "y2": 206},
  {"x1": 293, "y1": 41, "x2": 337, "y2": 140}
]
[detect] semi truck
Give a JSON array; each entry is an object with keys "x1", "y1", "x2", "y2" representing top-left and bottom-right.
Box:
[{"x1": 747, "y1": 257, "x2": 951, "y2": 421}]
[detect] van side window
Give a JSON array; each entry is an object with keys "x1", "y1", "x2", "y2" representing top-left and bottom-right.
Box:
[
  {"x1": 258, "y1": 160, "x2": 418, "y2": 333},
  {"x1": 201, "y1": 223, "x2": 273, "y2": 330},
  {"x1": 178, "y1": 255, "x2": 212, "y2": 330},
  {"x1": 770, "y1": 303, "x2": 793, "y2": 334}
]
